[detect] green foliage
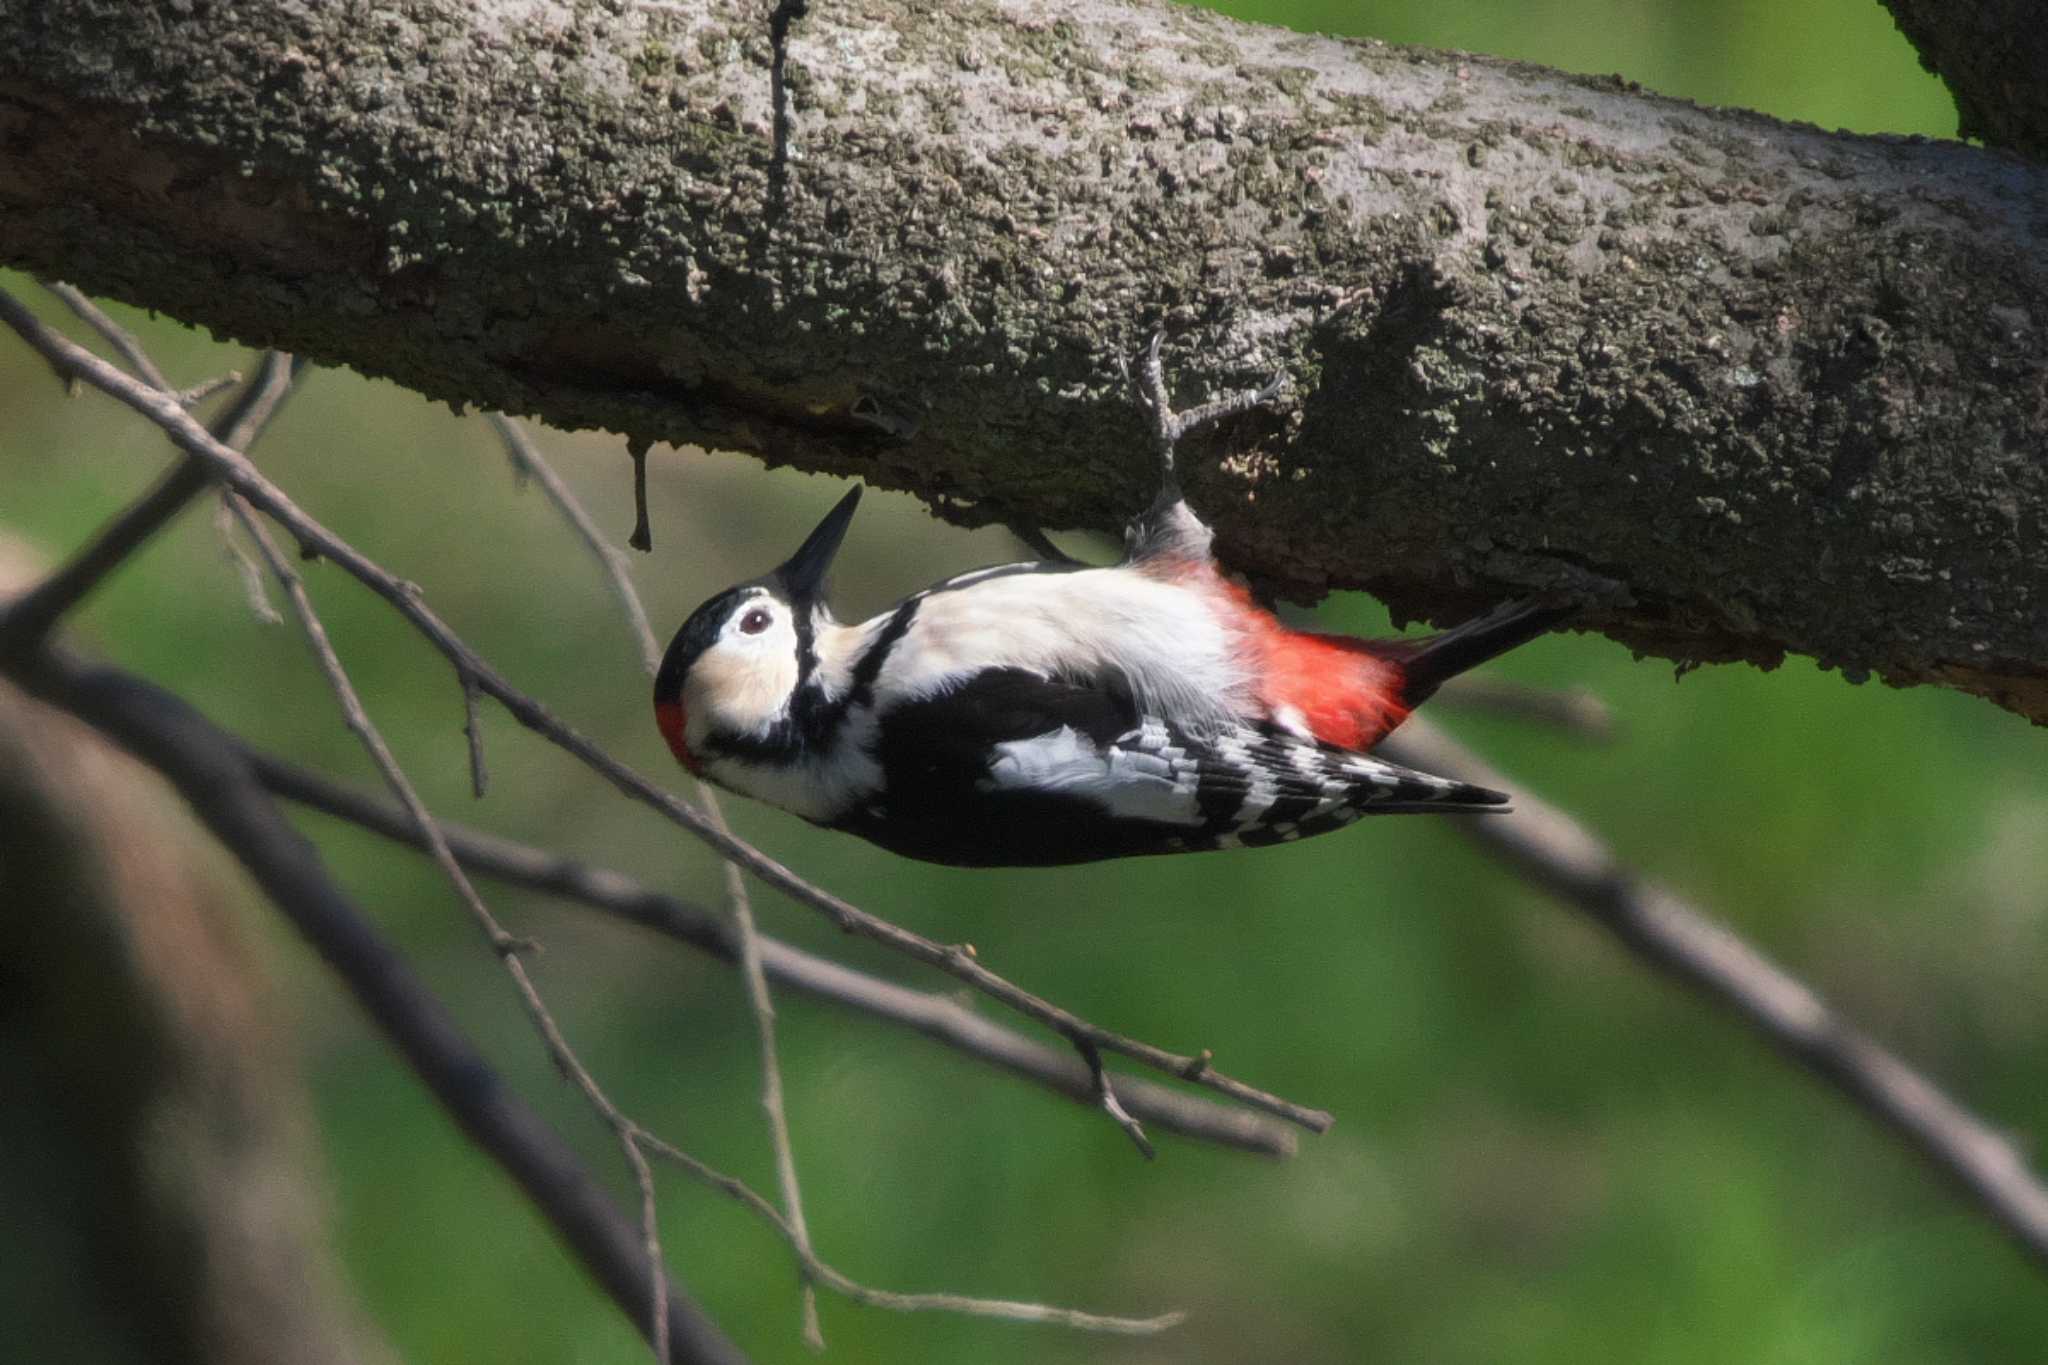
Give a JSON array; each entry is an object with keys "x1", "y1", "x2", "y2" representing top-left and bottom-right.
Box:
[{"x1": 3, "y1": 3, "x2": 2041, "y2": 1362}]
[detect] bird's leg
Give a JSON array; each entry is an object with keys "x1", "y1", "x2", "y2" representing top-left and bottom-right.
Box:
[
  {"x1": 1120, "y1": 332, "x2": 1287, "y2": 558},
  {"x1": 1136, "y1": 331, "x2": 1288, "y2": 458}
]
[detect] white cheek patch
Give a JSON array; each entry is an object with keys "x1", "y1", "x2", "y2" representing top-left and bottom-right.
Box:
[
  {"x1": 685, "y1": 618, "x2": 800, "y2": 740},
  {"x1": 981, "y1": 726, "x2": 1205, "y2": 827}
]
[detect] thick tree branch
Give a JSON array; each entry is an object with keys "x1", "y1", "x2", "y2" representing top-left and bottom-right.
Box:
[{"x1": 2, "y1": 1, "x2": 2044, "y2": 718}]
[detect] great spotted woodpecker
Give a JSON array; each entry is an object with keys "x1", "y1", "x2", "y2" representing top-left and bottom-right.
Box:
[{"x1": 654, "y1": 340, "x2": 1571, "y2": 867}]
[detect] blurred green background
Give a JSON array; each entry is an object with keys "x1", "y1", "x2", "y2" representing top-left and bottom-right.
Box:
[{"x1": 5, "y1": 1, "x2": 2044, "y2": 1362}]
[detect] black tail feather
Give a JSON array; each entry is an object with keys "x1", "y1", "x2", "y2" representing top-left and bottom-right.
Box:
[{"x1": 1396, "y1": 598, "x2": 1576, "y2": 709}]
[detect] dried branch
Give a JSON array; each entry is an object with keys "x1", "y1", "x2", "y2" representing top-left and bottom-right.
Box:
[
  {"x1": 635, "y1": 1128, "x2": 1185, "y2": 1337},
  {"x1": 490, "y1": 414, "x2": 661, "y2": 675},
  {"x1": 43, "y1": 280, "x2": 175, "y2": 392},
  {"x1": 249, "y1": 752, "x2": 1298, "y2": 1155},
  {"x1": 222, "y1": 492, "x2": 681, "y2": 1362},
  {"x1": 0, "y1": 285, "x2": 1328, "y2": 1136},
  {"x1": 0, "y1": 349, "x2": 297, "y2": 656},
  {"x1": 702, "y1": 784, "x2": 824, "y2": 1348},
  {"x1": 1378, "y1": 715, "x2": 2048, "y2": 1269},
  {"x1": 214, "y1": 492, "x2": 284, "y2": 625},
  {"x1": 13, "y1": 648, "x2": 748, "y2": 1365}
]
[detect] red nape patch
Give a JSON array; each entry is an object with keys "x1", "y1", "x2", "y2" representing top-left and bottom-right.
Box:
[
  {"x1": 1210, "y1": 579, "x2": 1411, "y2": 752},
  {"x1": 654, "y1": 700, "x2": 701, "y2": 775}
]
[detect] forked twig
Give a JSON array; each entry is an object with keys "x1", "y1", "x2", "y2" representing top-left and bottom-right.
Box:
[
  {"x1": 636, "y1": 1128, "x2": 1185, "y2": 1336},
  {"x1": 491, "y1": 414, "x2": 662, "y2": 675},
  {"x1": 496, "y1": 413, "x2": 826, "y2": 1338},
  {"x1": 1, "y1": 290, "x2": 1206, "y2": 1347},
  {"x1": 222, "y1": 490, "x2": 680, "y2": 1362},
  {"x1": 249, "y1": 751, "x2": 1298, "y2": 1155},
  {"x1": 703, "y1": 783, "x2": 825, "y2": 1348}
]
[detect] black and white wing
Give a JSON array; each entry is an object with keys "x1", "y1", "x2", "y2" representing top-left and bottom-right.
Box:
[{"x1": 843, "y1": 667, "x2": 1506, "y2": 867}]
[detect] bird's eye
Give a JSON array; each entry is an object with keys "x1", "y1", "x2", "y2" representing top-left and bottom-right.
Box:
[{"x1": 739, "y1": 607, "x2": 774, "y2": 635}]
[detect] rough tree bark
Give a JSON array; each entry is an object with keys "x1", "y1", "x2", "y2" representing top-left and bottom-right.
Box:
[{"x1": 1, "y1": 0, "x2": 2044, "y2": 718}]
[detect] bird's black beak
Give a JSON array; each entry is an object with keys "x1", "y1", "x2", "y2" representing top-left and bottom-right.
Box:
[{"x1": 773, "y1": 485, "x2": 861, "y2": 604}]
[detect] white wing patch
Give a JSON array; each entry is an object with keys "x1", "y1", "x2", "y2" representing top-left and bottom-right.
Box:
[
  {"x1": 868, "y1": 566, "x2": 1250, "y2": 734},
  {"x1": 981, "y1": 725, "x2": 1207, "y2": 827}
]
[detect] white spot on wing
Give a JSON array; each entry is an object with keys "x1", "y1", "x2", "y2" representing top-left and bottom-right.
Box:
[{"x1": 980, "y1": 726, "x2": 1205, "y2": 827}]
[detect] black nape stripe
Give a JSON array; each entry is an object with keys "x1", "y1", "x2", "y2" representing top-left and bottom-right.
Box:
[
  {"x1": 846, "y1": 598, "x2": 922, "y2": 709},
  {"x1": 719, "y1": 596, "x2": 925, "y2": 766}
]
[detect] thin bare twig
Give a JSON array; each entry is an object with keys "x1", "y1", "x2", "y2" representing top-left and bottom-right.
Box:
[
  {"x1": 13, "y1": 650, "x2": 746, "y2": 1365},
  {"x1": 636, "y1": 1127, "x2": 1185, "y2": 1336},
  {"x1": 171, "y1": 372, "x2": 244, "y2": 408},
  {"x1": 226, "y1": 491, "x2": 676, "y2": 1363},
  {"x1": 462, "y1": 672, "x2": 489, "y2": 798},
  {"x1": 248, "y1": 751, "x2": 1298, "y2": 1155},
  {"x1": 702, "y1": 784, "x2": 824, "y2": 1348},
  {"x1": 0, "y1": 285, "x2": 1328, "y2": 1136},
  {"x1": 214, "y1": 493, "x2": 284, "y2": 624},
  {"x1": 1079, "y1": 1037, "x2": 1156, "y2": 1161},
  {"x1": 0, "y1": 350, "x2": 298, "y2": 656},
  {"x1": 491, "y1": 414, "x2": 662, "y2": 675},
  {"x1": 1379, "y1": 714, "x2": 2048, "y2": 1269},
  {"x1": 43, "y1": 281, "x2": 175, "y2": 391},
  {"x1": 497, "y1": 412, "x2": 822, "y2": 1337}
]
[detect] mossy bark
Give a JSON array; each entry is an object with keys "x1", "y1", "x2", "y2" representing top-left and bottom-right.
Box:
[{"x1": 2, "y1": 0, "x2": 2045, "y2": 718}]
